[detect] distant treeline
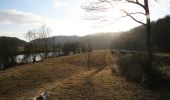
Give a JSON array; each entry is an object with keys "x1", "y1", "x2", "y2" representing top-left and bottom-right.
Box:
[
  {"x1": 0, "y1": 37, "x2": 26, "y2": 68},
  {"x1": 0, "y1": 36, "x2": 82, "y2": 69},
  {"x1": 46, "y1": 33, "x2": 115, "y2": 50},
  {"x1": 111, "y1": 15, "x2": 170, "y2": 52}
]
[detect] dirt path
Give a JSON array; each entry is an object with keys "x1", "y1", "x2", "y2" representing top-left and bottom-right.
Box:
[
  {"x1": 48, "y1": 69, "x2": 103, "y2": 99},
  {"x1": 46, "y1": 66, "x2": 160, "y2": 100}
]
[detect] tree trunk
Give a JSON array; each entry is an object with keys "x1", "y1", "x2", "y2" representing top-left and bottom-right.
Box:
[
  {"x1": 145, "y1": 0, "x2": 152, "y2": 67},
  {"x1": 146, "y1": 17, "x2": 152, "y2": 67},
  {"x1": 88, "y1": 51, "x2": 90, "y2": 71},
  {"x1": 33, "y1": 55, "x2": 36, "y2": 63},
  {"x1": 142, "y1": 0, "x2": 154, "y2": 86}
]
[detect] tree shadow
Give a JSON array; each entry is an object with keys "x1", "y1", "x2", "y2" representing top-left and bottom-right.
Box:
[
  {"x1": 77, "y1": 68, "x2": 104, "y2": 99},
  {"x1": 88, "y1": 68, "x2": 104, "y2": 78}
]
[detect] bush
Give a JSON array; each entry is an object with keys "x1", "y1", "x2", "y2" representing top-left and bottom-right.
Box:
[
  {"x1": 116, "y1": 53, "x2": 170, "y2": 88},
  {"x1": 117, "y1": 54, "x2": 147, "y2": 83}
]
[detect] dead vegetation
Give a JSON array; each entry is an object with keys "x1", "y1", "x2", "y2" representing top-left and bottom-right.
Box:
[
  {"x1": 48, "y1": 67, "x2": 160, "y2": 100},
  {"x1": 0, "y1": 50, "x2": 170, "y2": 99},
  {"x1": 0, "y1": 57, "x2": 86, "y2": 99}
]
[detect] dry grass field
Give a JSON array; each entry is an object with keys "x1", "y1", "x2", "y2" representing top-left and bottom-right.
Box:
[{"x1": 0, "y1": 50, "x2": 170, "y2": 100}]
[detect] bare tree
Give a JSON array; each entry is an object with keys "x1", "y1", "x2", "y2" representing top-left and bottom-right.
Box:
[
  {"x1": 82, "y1": 0, "x2": 158, "y2": 73},
  {"x1": 51, "y1": 37, "x2": 57, "y2": 57},
  {"x1": 25, "y1": 25, "x2": 50, "y2": 62},
  {"x1": 85, "y1": 36, "x2": 93, "y2": 71},
  {"x1": 25, "y1": 30, "x2": 40, "y2": 63},
  {"x1": 56, "y1": 43, "x2": 62, "y2": 53},
  {"x1": 39, "y1": 25, "x2": 50, "y2": 60},
  {"x1": 85, "y1": 43, "x2": 92, "y2": 71}
]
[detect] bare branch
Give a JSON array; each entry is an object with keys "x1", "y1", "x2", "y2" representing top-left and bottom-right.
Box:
[
  {"x1": 112, "y1": 0, "x2": 145, "y2": 9},
  {"x1": 81, "y1": 0, "x2": 114, "y2": 12},
  {"x1": 96, "y1": 11, "x2": 145, "y2": 27},
  {"x1": 101, "y1": 0, "x2": 113, "y2": 6},
  {"x1": 127, "y1": 12, "x2": 146, "y2": 16},
  {"x1": 82, "y1": 0, "x2": 156, "y2": 26},
  {"x1": 122, "y1": 10, "x2": 146, "y2": 25},
  {"x1": 126, "y1": 0, "x2": 145, "y2": 8}
]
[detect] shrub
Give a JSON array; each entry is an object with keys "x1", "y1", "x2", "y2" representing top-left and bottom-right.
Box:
[
  {"x1": 116, "y1": 53, "x2": 170, "y2": 88},
  {"x1": 117, "y1": 54, "x2": 147, "y2": 83}
]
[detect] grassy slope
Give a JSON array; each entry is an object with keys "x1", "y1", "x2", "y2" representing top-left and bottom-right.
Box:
[
  {"x1": 0, "y1": 50, "x2": 169, "y2": 99},
  {"x1": 0, "y1": 55, "x2": 87, "y2": 99}
]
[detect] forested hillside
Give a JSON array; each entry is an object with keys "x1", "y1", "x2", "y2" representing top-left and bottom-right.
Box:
[
  {"x1": 47, "y1": 33, "x2": 117, "y2": 50},
  {"x1": 111, "y1": 15, "x2": 170, "y2": 52},
  {"x1": 0, "y1": 37, "x2": 26, "y2": 68}
]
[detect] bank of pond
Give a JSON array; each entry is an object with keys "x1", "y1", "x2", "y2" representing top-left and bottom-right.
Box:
[{"x1": 0, "y1": 52, "x2": 66, "y2": 70}]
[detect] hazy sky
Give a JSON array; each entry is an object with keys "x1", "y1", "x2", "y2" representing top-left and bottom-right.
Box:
[{"x1": 0, "y1": 0, "x2": 169, "y2": 40}]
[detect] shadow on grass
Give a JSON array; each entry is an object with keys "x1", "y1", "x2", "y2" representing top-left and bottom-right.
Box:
[
  {"x1": 115, "y1": 53, "x2": 170, "y2": 99},
  {"x1": 76, "y1": 68, "x2": 104, "y2": 99}
]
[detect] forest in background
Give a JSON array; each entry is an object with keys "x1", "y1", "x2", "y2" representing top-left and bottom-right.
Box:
[{"x1": 111, "y1": 15, "x2": 170, "y2": 53}]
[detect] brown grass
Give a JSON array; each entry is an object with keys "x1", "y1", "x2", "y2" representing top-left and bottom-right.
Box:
[
  {"x1": 48, "y1": 67, "x2": 161, "y2": 100},
  {"x1": 0, "y1": 50, "x2": 170, "y2": 99},
  {"x1": 61, "y1": 50, "x2": 116, "y2": 67},
  {"x1": 0, "y1": 56, "x2": 86, "y2": 99}
]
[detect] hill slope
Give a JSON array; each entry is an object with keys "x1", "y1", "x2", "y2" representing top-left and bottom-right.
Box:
[
  {"x1": 47, "y1": 33, "x2": 117, "y2": 50},
  {"x1": 0, "y1": 36, "x2": 26, "y2": 47},
  {"x1": 111, "y1": 15, "x2": 170, "y2": 52}
]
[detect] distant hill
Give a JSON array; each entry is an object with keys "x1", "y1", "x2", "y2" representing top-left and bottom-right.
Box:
[
  {"x1": 0, "y1": 37, "x2": 27, "y2": 68},
  {"x1": 111, "y1": 15, "x2": 170, "y2": 52},
  {"x1": 48, "y1": 33, "x2": 119, "y2": 50},
  {"x1": 0, "y1": 36, "x2": 26, "y2": 48},
  {"x1": 0, "y1": 36, "x2": 26, "y2": 56}
]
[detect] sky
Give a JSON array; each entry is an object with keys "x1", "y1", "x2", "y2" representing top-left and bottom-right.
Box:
[{"x1": 0, "y1": 0, "x2": 170, "y2": 40}]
